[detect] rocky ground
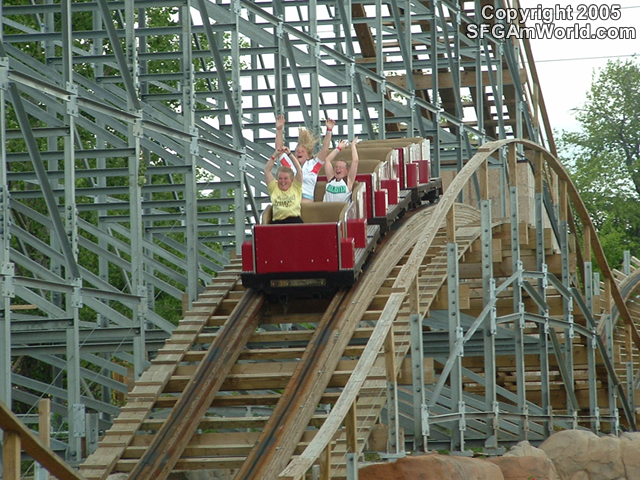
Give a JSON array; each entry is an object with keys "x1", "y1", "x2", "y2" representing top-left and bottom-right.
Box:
[
  {"x1": 359, "y1": 430, "x2": 640, "y2": 480},
  {"x1": 105, "y1": 429, "x2": 640, "y2": 480}
]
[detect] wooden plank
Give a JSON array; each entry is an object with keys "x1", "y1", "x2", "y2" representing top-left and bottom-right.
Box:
[
  {"x1": 155, "y1": 391, "x2": 343, "y2": 409},
  {"x1": 139, "y1": 415, "x2": 327, "y2": 432},
  {"x1": 126, "y1": 432, "x2": 316, "y2": 457},
  {"x1": 112, "y1": 411, "x2": 148, "y2": 424},
  {"x1": 3, "y1": 430, "x2": 21, "y2": 480},
  {"x1": 345, "y1": 402, "x2": 358, "y2": 454},
  {"x1": 38, "y1": 398, "x2": 50, "y2": 447},
  {"x1": 166, "y1": 365, "x2": 386, "y2": 394},
  {"x1": 321, "y1": 444, "x2": 332, "y2": 480},
  {"x1": 173, "y1": 358, "x2": 379, "y2": 378},
  {"x1": 398, "y1": 357, "x2": 435, "y2": 385},
  {"x1": 99, "y1": 435, "x2": 137, "y2": 448},
  {"x1": 116, "y1": 457, "x2": 246, "y2": 472},
  {"x1": 386, "y1": 69, "x2": 527, "y2": 90},
  {"x1": 127, "y1": 289, "x2": 264, "y2": 480}
]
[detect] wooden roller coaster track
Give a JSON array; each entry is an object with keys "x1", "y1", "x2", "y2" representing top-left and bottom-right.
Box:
[
  {"x1": 5, "y1": 139, "x2": 640, "y2": 480},
  {"x1": 80, "y1": 201, "x2": 487, "y2": 480}
]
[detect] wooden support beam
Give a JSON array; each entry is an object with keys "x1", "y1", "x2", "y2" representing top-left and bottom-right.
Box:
[
  {"x1": 533, "y1": 82, "x2": 540, "y2": 130},
  {"x1": 447, "y1": 206, "x2": 456, "y2": 244},
  {"x1": 3, "y1": 430, "x2": 21, "y2": 480},
  {"x1": 604, "y1": 278, "x2": 612, "y2": 314},
  {"x1": 479, "y1": 159, "x2": 489, "y2": 201},
  {"x1": 534, "y1": 150, "x2": 543, "y2": 195},
  {"x1": 409, "y1": 276, "x2": 419, "y2": 315},
  {"x1": 39, "y1": 398, "x2": 51, "y2": 447},
  {"x1": 386, "y1": 69, "x2": 527, "y2": 90},
  {"x1": 508, "y1": 144, "x2": 517, "y2": 188},
  {"x1": 321, "y1": 444, "x2": 332, "y2": 480},
  {"x1": 385, "y1": 329, "x2": 397, "y2": 383},
  {"x1": 583, "y1": 224, "x2": 592, "y2": 262},
  {"x1": 345, "y1": 402, "x2": 358, "y2": 454},
  {"x1": 559, "y1": 179, "x2": 568, "y2": 223}
]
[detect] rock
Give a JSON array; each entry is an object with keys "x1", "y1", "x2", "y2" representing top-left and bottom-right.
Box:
[
  {"x1": 499, "y1": 440, "x2": 561, "y2": 480},
  {"x1": 359, "y1": 430, "x2": 640, "y2": 480},
  {"x1": 359, "y1": 460, "x2": 407, "y2": 480},
  {"x1": 489, "y1": 455, "x2": 553, "y2": 480},
  {"x1": 621, "y1": 432, "x2": 640, "y2": 480},
  {"x1": 539, "y1": 430, "x2": 624, "y2": 480},
  {"x1": 359, "y1": 453, "x2": 504, "y2": 480}
]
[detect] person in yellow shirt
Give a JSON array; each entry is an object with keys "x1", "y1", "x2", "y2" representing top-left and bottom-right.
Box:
[{"x1": 264, "y1": 147, "x2": 304, "y2": 224}]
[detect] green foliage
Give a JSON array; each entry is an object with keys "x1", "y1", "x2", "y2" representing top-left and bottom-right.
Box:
[
  {"x1": 558, "y1": 58, "x2": 640, "y2": 267},
  {"x1": 364, "y1": 452, "x2": 381, "y2": 462}
]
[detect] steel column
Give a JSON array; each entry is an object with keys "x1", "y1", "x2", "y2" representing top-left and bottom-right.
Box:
[{"x1": 447, "y1": 241, "x2": 465, "y2": 451}]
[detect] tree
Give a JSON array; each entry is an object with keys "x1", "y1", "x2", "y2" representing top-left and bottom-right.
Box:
[{"x1": 559, "y1": 58, "x2": 640, "y2": 268}]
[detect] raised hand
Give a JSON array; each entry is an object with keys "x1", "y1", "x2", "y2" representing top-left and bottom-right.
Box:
[{"x1": 325, "y1": 118, "x2": 335, "y2": 131}]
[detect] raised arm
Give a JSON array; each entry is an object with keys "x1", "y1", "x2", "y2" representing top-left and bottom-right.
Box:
[
  {"x1": 316, "y1": 118, "x2": 335, "y2": 162},
  {"x1": 347, "y1": 137, "x2": 359, "y2": 190},
  {"x1": 264, "y1": 151, "x2": 278, "y2": 185},
  {"x1": 275, "y1": 114, "x2": 285, "y2": 152},
  {"x1": 288, "y1": 147, "x2": 304, "y2": 184},
  {"x1": 323, "y1": 139, "x2": 348, "y2": 181}
]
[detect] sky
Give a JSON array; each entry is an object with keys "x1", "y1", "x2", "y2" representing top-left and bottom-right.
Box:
[{"x1": 524, "y1": 2, "x2": 639, "y2": 133}]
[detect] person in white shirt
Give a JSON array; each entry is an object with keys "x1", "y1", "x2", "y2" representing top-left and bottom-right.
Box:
[
  {"x1": 275, "y1": 114, "x2": 335, "y2": 202},
  {"x1": 323, "y1": 137, "x2": 359, "y2": 203}
]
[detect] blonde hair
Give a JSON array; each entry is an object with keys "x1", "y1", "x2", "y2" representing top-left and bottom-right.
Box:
[
  {"x1": 277, "y1": 166, "x2": 294, "y2": 181},
  {"x1": 296, "y1": 128, "x2": 319, "y2": 157}
]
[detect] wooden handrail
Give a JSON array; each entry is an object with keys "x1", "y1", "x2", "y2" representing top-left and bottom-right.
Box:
[{"x1": 0, "y1": 399, "x2": 86, "y2": 480}]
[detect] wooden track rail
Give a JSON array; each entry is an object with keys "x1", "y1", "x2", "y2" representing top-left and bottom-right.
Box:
[
  {"x1": 281, "y1": 206, "x2": 484, "y2": 480},
  {"x1": 233, "y1": 290, "x2": 353, "y2": 480},
  {"x1": 129, "y1": 288, "x2": 265, "y2": 480},
  {"x1": 79, "y1": 203, "x2": 484, "y2": 480},
  {"x1": 74, "y1": 138, "x2": 640, "y2": 480},
  {"x1": 80, "y1": 261, "x2": 246, "y2": 480}
]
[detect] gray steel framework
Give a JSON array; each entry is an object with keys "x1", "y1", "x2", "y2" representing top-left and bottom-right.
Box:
[{"x1": 1, "y1": 0, "x2": 621, "y2": 468}]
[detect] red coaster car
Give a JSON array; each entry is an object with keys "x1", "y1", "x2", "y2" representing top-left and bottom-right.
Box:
[{"x1": 241, "y1": 183, "x2": 376, "y2": 294}]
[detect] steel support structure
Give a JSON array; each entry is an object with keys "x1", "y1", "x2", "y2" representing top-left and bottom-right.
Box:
[
  {"x1": 1, "y1": 0, "x2": 633, "y2": 464},
  {"x1": 420, "y1": 137, "x2": 633, "y2": 452}
]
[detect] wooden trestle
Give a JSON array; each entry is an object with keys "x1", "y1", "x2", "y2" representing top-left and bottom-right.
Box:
[
  {"x1": 79, "y1": 200, "x2": 628, "y2": 480},
  {"x1": 78, "y1": 203, "x2": 471, "y2": 480}
]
